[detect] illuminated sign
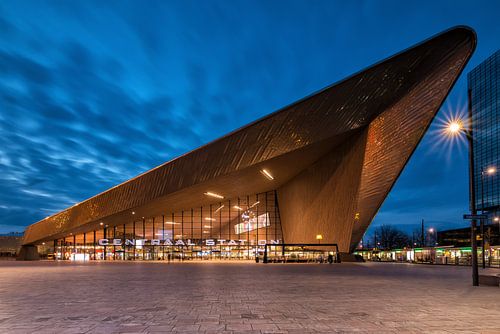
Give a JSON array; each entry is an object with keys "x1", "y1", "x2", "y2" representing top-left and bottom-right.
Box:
[
  {"x1": 234, "y1": 212, "x2": 270, "y2": 234},
  {"x1": 98, "y1": 238, "x2": 280, "y2": 246}
]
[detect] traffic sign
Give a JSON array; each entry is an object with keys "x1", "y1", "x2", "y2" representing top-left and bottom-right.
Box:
[{"x1": 463, "y1": 214, "x2": 488, "y2": 220}]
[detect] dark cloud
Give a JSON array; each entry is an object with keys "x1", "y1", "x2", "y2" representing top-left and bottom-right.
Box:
[{"x1": 6, "y1": 52, "x2": 50, "y2": 84}]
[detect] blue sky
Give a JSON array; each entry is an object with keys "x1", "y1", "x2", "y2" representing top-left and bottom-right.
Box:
[{"x1": 0, "y1": 1, "x2": 499, "y2": 235}]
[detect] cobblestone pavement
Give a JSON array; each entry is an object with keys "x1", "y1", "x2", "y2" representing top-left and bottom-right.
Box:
[{"x1": 0, "y1": 261, "x2": 499, "y2": 334}]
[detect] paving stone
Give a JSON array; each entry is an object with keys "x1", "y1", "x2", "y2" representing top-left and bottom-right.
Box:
[{"x1": 0, "y1": 261, "x2": 499, "y2": 333}]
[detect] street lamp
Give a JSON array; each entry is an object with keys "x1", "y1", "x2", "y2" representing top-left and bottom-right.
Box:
[
  {"x1": 446, "y1": 120, "x2": 463, "y2": 135},
  {"x1": 480, "y1": 166, "x2": 497, "y2": 268},
  {"x1": 427, "y1": 228, "x2": 437, "y2": 263},
  {"x1": 444, "y1": 110, "x2": 479, "y2": 286},
  {"x1": 428, "y1": 228, "x2": 437, "y2": 245}
]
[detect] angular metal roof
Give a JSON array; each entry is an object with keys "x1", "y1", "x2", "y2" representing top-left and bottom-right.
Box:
[{"x1": 23, "y1": 26, "x2": 476, "y2": 246}]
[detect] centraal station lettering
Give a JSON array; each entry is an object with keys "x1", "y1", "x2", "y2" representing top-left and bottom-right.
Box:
[{"x1": 98, "y1": 239, "x2": 280, "y2": 246}]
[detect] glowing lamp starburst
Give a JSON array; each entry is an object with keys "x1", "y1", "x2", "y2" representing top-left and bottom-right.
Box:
[{"x1": 447, "y1": 121, "x2": 462, "y2": 134}]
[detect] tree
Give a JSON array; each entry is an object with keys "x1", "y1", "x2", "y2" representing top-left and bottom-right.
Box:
[{"x1": 375, "y1": 225, "x2": 411, "y2": 250}]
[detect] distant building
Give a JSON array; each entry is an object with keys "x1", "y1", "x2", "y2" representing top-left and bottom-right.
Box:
[
  {"x1": 0, "y1": 235, "x2": 23, "y2": 257},
  {"x1": 437, "y1": 227, "x2": 499, "y2": 248},
  {"x1": 468, "y1": 50, "x2": 500, "y2": 216}
]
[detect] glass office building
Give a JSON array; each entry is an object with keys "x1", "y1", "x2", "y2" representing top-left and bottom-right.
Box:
[{"x1": 468, "y1": 50, "x2": 500, "y2": 212}]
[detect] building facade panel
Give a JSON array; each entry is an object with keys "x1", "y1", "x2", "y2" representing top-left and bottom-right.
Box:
[
  {"x1": 277, "y1": 129, "x2": 368, "y2": 252},
  {"x1": 351, "y1": 34, "x2": 476, "y2": 251}
]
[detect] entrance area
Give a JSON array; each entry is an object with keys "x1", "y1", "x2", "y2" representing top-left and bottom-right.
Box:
[{"x1": 39, "y1": 191, "x2": 285, "y2": 261}]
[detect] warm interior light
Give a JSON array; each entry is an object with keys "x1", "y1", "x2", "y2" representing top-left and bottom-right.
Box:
[
  {"x1": 99, "y1": 222, "x2": 104, "y2": 226},
  {"x1": 428, "y1": 228, "x2": 434, "y2": 233},
  {"x1": 214, "y1": 205, "x2": 224, "y2": 213},
  {"x1": 204, "y1": 192, "x2": 224, "y2": 199},
  {"x1": 494, "y1": 217, "x2": 499, "y2": 222},
  {"x1": 203, "y1": 231, "x2": 209, "y2": 234},
  {"x1": 203, "y1": 225, "x2": 213, "y2": 228},
  {"x1": 165, "y1": 221, "x2": 180, "y2": 225},
  {"x1": 316, "y1": 234, "x2": 323, "y2": 240},
  {"x1": 233, "y1": 205, "x2": 243, "y2": 210},
  {"x1": 205, "y1": 217, "x2": 215, "y2": 221},
  {"x1": 487, "y1": 167, "x2": 497, "y2": 175},
  {"x1": 261, "y1": 169, "x2": 274, "y2": 180},
  {"x1": 250, "y1": 201, "x2": 260, "y2": 208}
]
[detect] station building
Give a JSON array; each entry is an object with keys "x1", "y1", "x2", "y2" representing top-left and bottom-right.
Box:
[{"x1": 18, "y1": 27, "x2": 476, "y2": 261}]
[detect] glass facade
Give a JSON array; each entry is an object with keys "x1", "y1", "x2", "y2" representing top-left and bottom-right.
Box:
[
  {"x1": 468, "y1": 50, "x2": 500, "y2": 212},
  {"x1": 50, "y1": 191, "x2": 283, "y2": 261}
]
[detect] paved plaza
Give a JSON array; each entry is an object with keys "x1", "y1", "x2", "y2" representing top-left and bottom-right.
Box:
[{"x1": 0, "y1": 261, "x2": 499, "y2": 333}]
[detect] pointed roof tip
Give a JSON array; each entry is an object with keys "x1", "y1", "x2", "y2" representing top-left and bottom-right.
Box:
[
  {"x1": 448, "y1": 25, "x2": 476, "y2": 36},
  {"x1": 437, "y1": 25, "x2": 477, "y2": 50}
]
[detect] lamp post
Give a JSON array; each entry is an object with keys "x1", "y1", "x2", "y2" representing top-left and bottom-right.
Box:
[
  {"x1": 495, "y1": 216, "x2": 500, "y2": 238},
  {"x1": 428, "y1": 228, "x2": 437, "y2": 246},
  {"x1": 421, "y1": 219, "x2": 425, "y2": 247},
  {"x1": 480, "y1": 166, "x2": 497, "y2": 268},
  {"x1": 444, "y1": 99, "x2": 478, "y2": 285},
  {"x1": 428, "y1": 228, "x2": 437, "y2": 264}
]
